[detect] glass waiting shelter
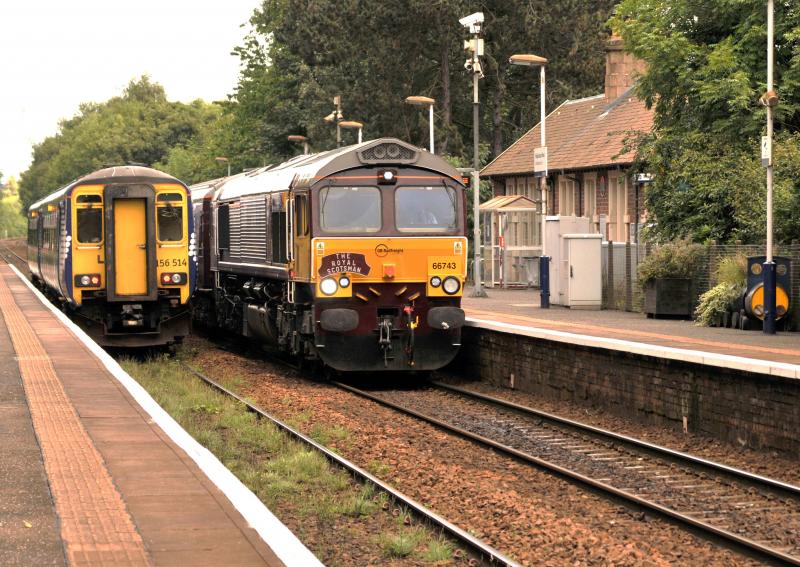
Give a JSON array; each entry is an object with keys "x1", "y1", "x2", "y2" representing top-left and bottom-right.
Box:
[{"x1": 479, "y1": 195, "x2": 541, "y2": 288}]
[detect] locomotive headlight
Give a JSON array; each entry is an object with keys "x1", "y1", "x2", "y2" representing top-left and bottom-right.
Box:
[
  {"x1": 320, "y1": 278, "x2": 338, "y2": 295},
  {"x1": 162, "y1": 273, "x2": 172, "y2": 284},
  {"x1": 90, "y1": 275, "x2": 100, "y2": 286},
  {"x1": 442, "y1": 276, "x2": 461, "y2": 295},
  {"x1": 339, "y1": 276, "x2": 351, "y2": 288},
  {"x1": 430, "y1": 276, "x2": 442, "y2": 288},
  {"x1": 171, "y1": 273, "x2": 182, "y2": 284},
  {"x1": 80, "y1": 275, "x2": 91, "y2": 286}
]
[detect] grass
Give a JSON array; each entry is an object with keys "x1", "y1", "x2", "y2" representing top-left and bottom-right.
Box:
[{"x1": 120, "y1": 349, "x2": 458, "y2": 564}]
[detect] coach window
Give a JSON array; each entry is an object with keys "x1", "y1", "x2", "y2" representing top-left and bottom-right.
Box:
[
  {"x1": 76, "y1": 195, "x2": 103, "y2": 244},
  {"x1": 319, "y1": 186, "x2": 381, "y2": 233},
  {"x1": 395, "y1": 186, "x2": 457, "y2": 232},
  {"x1": 217, "y1": 204, "x2": 230, "y2": 252}
]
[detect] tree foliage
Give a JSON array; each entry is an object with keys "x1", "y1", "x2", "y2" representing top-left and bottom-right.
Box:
[
  {"x1": 221, "y1": 0, "x2": 615, "y2": 165},
  {"x1": 0, "y1": 176, "x2": 27, "y2": 238},
  {"x1": 19, "y1": 77, "x2": 219, "y2": 210},
  {"x1": 611, "y1": 0, "x2": 800, "y2": 243}
]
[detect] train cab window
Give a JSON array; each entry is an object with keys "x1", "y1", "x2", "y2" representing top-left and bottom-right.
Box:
[
  {"x1": 294, "y1": 194, "x2": 309, "y2": 236},
  {"x1": 157, "y1": 193, "x2": 182, "y2": 202},
  {"x1": 157, "y1": 205, "x2": 183, "y2": 241},
  {"x1": 319, "y1": 186, "x2": 381, "y2": 233},
  {"x1": 395, "y1": 186, "x2": 457, "y2": 232},
  {"x1": 76, "y1": 207, "x2": 103, "y2": 243}
]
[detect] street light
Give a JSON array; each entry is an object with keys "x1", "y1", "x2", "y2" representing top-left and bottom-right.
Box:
[
  {"x1": 509, "y1": 53, "x2": 548, "y2": 304},
  {"x1": 339, "y1": 120, "x2": 364, "y2": 144},
  {"x1": 288, "y1": 134, "x2": 310, "y2": 155},
  {"x1": 404, "y1": 95, "x2": 435, "y2": 153},
  {"x1": 324, "y1": 95, "x2": 344, "y2": 147},
  {"x1": 461, "y1": 11, "x2": 487, "y2": 298},
  {"x1": 214, "y1": 156, "x2": 231, "y2": 177}
]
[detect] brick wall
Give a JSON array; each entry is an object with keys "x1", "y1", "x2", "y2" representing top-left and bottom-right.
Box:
[{"x1": 451, "y1": 326, "x2": 800, "y2": 455}]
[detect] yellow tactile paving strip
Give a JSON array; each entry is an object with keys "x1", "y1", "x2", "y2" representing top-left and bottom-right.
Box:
[{"x1": 0, "y1": 274, "x2": 152, "y2": 567}]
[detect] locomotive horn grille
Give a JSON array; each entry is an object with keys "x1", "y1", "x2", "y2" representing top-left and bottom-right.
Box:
[{"x1": 358, "y1": 142, "x2": 417, "y2": 164}]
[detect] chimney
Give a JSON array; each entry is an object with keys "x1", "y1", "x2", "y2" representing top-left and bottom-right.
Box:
[{"x1": 604, "y1": 35, "x2": 646, "y2": 101}]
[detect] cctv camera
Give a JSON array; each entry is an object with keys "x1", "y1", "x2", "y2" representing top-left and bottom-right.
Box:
[{"x1": 459, "y1": 12, "x2": 484, "y2": 28}]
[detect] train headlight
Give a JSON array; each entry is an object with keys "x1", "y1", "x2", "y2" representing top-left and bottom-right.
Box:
[
  {"x1": 171, "y1": 273, "x2": 182, "y2": 284},
  {"x1": 90, "y1": 275, "x2": 100, "y2": 286},
  {"x1": 442, "y1": 276, "x2": 461, "y2": 295},
  {"x1": 80, "y1": 275, "x2": 91, "y2": 286},
  {"x1": 74, "y1": 274, "x2": 101, "y2": 288},
  {"x1": 320, "y1": 278, "x2": 338, "y2": 295},
  {"x1": 160, "y1": 272, "x2": 187, "y2": 285},
  {"x1": 430, "y1": 276, "x2": 442, "y2": 288},
  {"x1": 339, "y1": 276, "x2": 351, "y2": 288}
]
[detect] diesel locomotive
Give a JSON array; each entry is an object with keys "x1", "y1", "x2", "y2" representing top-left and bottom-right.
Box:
[
  {"x1": 192, "y1": 138, "x2": 468, "y2": 371},
  {"x1": 27, "y1": 165, "x2": 195, "y2": 347}
]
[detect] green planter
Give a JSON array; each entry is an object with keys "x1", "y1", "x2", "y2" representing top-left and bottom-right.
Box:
[{"x1": 643, "y1": 278, "x2": 692, "y2": 318}]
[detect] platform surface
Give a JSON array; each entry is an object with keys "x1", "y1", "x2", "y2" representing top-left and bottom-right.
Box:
[
  {"x1": 0, "y1": 263, "x2": 292, "y2": 567},
  {"x1": 462, "y1": 288, "x2": 800, "y2": 375}
]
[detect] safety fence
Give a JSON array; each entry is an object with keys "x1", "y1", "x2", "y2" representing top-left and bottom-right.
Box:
[{"x1": 601, "y1": 241, "x2": 800, "y2": 328}]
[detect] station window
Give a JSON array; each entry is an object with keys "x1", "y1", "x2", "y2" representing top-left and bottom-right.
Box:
[
  {"x1": 157, "y1": 205, "x2": 183, "y2": 242},
  {"x1": 77, "y1": 206, "x2": 103, "y2": 243}
]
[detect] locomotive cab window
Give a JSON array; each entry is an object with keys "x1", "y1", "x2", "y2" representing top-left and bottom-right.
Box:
[
  {"x1": 319, "y1": 186, "x2": 381, "y2": 233},
  {"x1": 76, "y1": 202, "x2": 103, "y2": 244},
  {"x1": 395, "y1": 186, "x2": 457, "y2": 232},
  {"x1": 295, "y1": 193, "x2": 309, "y2": 236},
  {"x1": 157, "y1": 204, "x2": 183, "y2": 242},
  {"x1": 217, "y1": 203, "x2": 230, "y2": 252}
]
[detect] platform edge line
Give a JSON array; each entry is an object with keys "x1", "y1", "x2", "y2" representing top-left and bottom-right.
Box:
[
  {"x1": 8, "y1": 265, "x2": 323, "y2": 567},
  {"x1": 465, "y1": 317, "x2": 800, "y2": 379}
]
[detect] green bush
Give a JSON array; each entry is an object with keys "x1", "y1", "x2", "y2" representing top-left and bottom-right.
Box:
[
  {"x1": 637, "y1": 240, "x2": 705, "y2": 285},
  {"x1": 714, "y1": 254, "x2": 747, "y2": 286},
  {"x1": 694, "y1": 282, "x2": 744, "y2": 327}
]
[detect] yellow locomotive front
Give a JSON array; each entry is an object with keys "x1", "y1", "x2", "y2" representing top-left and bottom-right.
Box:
[
  {"x1": 29, "y1": 166, "x2": 194, "y2": 347},
  {"x1": 300, "y1": 168, "x2": 468, "y2": 371}
]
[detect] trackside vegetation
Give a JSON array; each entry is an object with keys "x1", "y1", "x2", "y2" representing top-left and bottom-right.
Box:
[{"x1": 120, "y1": 351, "x2": 462, "y2": 565}]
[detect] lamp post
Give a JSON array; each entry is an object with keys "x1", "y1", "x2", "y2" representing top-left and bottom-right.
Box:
[
  {"x1": 461, "y1": 11, "x2": 487, "y2": 298},
  {"x1": 404, "y1": 96, "x2": 435, "y2": 153},
  {"x1": 509, "y1": 54, "x2": 548, "y2": 264},
  {"x1": 214, "y1": 156, "x2": 231, "y2": 177},
  {"x1": 762, "y1": 0, "x2": 778, "y2": 334},
  {"x1": 339, "y1": 120, "x2": 364, "y2": 144},
  {"x1": 288, "y1": 135, "x2": 310, "y2": 155}
]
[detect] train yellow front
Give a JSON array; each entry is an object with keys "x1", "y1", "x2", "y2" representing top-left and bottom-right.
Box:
[{"x1": 27, "y1": 166, "x2": 195, "y2": 347}]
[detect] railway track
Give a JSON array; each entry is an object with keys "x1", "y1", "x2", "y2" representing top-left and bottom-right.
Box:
[
  {"x1": 334, "y1": 380, "x2": 800, "y2": 566},
  {"x1": 183, "y1": 364, "x2": 522, "y2": 567},
  {"x1": 0, "y1": 244, "x2": 25, "y2": 267}
]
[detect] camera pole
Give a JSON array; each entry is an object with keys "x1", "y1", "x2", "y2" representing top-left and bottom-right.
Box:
[{"x1": 466, "y1": 20, "x2": 487, "y2": 297}]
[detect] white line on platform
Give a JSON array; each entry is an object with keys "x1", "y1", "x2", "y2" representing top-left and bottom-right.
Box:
[
  {"x1": 9, "y1": 265, "x2": 323, "y2": 567},
  {"x1": 466, "y1": 316, "x2": 800, "y2": 379}
]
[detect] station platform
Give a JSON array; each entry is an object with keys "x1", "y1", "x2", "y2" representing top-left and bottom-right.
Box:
[
  {"x1": 462, "y1": 288, "x2": 800, "y2": 378},
  {"x1": 0, "y1": 263, "x2": 321, "y2": 567}
]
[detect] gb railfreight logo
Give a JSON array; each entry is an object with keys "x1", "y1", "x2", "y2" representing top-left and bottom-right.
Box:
[{"x1": 375, "y1": 244, "x2": 404, "y2": 257}]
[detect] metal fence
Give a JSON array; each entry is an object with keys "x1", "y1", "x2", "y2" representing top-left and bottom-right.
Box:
[{"x1": 601, "y1": 241, "x2": 800, "y2": 329}]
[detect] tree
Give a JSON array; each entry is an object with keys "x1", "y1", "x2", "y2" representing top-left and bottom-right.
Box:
[
  {"x1": 18, "y1": 77, "x2": 219, "y2": 209},
  {"x1": 0, "y1": 176, "x2": 27, "y2": 239},
  {"x1": 610, "y1": 0, "x2": 800, "y2": 243},
  {"x1": 224, "y1": 0, "x2": 614, "y2": 165}
]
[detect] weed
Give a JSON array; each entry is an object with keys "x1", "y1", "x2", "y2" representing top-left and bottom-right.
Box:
[
  {"x1": 423, "y1": 535, "x2": 454, "y2": 562},
  {"x1": 366, "y1": 460, "x2": 392, "y2": 477}
]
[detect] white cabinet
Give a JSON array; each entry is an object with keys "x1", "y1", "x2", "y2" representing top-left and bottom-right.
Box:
[{"x1": 563, "y1": 234, "x2": 602, "y2": 309}]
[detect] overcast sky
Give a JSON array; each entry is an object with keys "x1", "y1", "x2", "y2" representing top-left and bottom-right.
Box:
[{"x1": 0, "y1": 0, "x2": 261, "y2": 180}]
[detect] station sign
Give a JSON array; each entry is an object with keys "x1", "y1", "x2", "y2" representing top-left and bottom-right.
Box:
[{"x1": 534, "y1": 146, "x2": 548, "y2": 177}]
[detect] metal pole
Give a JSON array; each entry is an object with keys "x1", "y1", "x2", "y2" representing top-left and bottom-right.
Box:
[
  {"x1": 539, "y1": 64, "x2": 548, "y2": 263},
  {"x1": 472, "y1": 39, "x2": 486, "y2": 297},
  {"x1": 358, "y1": 128, "x2": 362, "y2": 144},
  {"x1": 764, "y1": 0, "x2": 776, "y2": 334},
  {"x1": 429, "y1": 104, "x2": 435, "y2": 153},
  {"x1": 227, "y1": 163, "x2": 231, "y2": 177},
  {"x1": 303, "y1": 141, "x2": 309, "y2": 155}
]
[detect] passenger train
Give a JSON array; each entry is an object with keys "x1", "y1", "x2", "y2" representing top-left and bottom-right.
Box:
[
  {"x1": 27, "y1": 165, "x2": 195, "y2": 347},
  {"x1": 191, "y1": 138, "x2": 468, "y2": 371}
]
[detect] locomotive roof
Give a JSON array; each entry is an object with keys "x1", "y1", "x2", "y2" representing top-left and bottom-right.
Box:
[
  {"x1": 193, "y1": 138, "x2": 463, "y2": 202},
  {"x1": 29, "y1": 165, "x2": 186, "y2": 211}
]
